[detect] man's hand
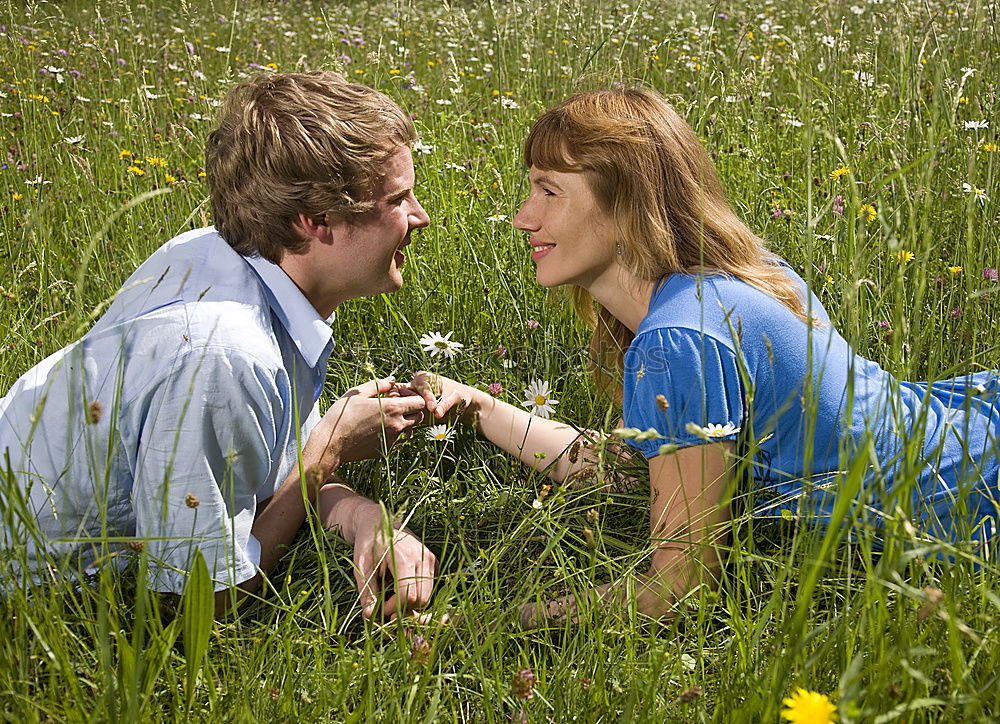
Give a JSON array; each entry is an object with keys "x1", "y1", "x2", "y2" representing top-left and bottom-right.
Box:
[
  {"x1": 310, "y1": 377, "x2": 428, "y2": 467},
  {"x1": 351, "y1": 502, "x2": 437, "y2": 621},
  {"x1": 409, "y1": 371, "x2": 484, "y2": 425}
]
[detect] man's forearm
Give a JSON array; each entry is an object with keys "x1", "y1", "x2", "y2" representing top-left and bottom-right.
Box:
[{"x1": 214, "y1": 438, "x2": 345, "y2": 616}]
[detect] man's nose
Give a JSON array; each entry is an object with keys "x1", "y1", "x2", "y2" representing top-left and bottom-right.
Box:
[{"x1": 411, "y1": 198, "x2": 431, "y2": 228}]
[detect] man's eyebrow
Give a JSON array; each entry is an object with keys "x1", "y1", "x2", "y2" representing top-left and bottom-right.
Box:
[{"x1": 386, "y1": 186, "x2": 412, "y2": 200}]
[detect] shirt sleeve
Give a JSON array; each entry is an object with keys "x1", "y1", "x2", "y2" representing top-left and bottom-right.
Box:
[
  {"x1": 129, "y1": 347, "x2": 282, "y2": 593},
  {"x1": 622, "y1": 328, "x2": 744, "y2": 458}
]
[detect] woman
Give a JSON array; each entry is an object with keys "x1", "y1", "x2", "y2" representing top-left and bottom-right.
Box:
[{"x1": 414, "y1": 86, "x2": 1000, "y2": 624}]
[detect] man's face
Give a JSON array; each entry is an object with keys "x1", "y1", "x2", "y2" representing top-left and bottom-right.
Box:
[{"x1": 335, "y1": 145, "x2": 430, "y2": 298}]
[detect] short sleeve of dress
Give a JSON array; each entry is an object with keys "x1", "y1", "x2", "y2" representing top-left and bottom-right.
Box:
[{"x1": 622, "y1": 328, "x2": 745, "y2": 458}]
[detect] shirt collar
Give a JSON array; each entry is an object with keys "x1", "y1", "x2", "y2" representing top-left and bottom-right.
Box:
[{"x1": 243, "y1": 253, "x2": 333, "y2": 369}]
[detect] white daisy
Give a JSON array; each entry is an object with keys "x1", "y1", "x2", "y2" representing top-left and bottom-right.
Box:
[
  {"x1": 685, "y1": 422, "x2": 741, "y2": 440},
  {"x1": 418, "y1": 331, "x2": 464, "y2": 360},
  {"x1": 964, "y1": 120, "x2": 989, "y2": 130},
  {"x1": 522, "y1": 380, "x2": 558, "y2": 419},
  {"x1": 425, "y1": 424, "x2": 456, "y2": 442},
  {"x1": 962, "y1": 182, "x2": 989, "y2": 204}
]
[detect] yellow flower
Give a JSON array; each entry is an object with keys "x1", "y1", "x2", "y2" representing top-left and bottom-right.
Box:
[
  {"x1": 948, "y1": 266, "x2": 963, "y2": 274},
  {"x1": 983, "y1": 143, "x2": 999, "y2": 152},
  {"x1": 829, "y1": 166, "x2": 849, "y2": 180},
  {"x1": 895, "y1": 249, "x2": 915, "y2": 264},
  {"x1": 127, "y1": 166, "x2": 146, "y2": 176},
  {"x1": 164, "y1": 173, "x2": 177, "y2": 183},
  {"x1": 118, "y1": 149, "x2": 132, "y2": 159},
  {"x1": 197, "y1": 171, "x2": 206, "y2": 178},
  {"x1": 858, "y1": 204, "x2": 877, "y2": 224},
  {"x1": 12, "y1": 192, "x2": 23, "y2": 200},
  {"x1": 265, "y1": 62, "x2": 278, "y2": 70},
  {"x1": 145, "y1": 156, "x2": 167, "y2": 167},
  {"x1": 781, "y1": 688, "x2": 837, "y2": 724}
]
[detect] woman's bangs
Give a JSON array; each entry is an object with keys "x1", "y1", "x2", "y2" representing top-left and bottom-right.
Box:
[{"x1": 523, "y1": 116, "x2": 580, "y2": 171}]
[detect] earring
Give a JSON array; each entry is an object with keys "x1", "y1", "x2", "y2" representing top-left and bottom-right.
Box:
[{"x1": 615, "y1": 241, "x2": 623, "y2": 256}]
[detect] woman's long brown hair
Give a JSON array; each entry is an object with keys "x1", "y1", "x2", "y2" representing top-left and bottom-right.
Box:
[{"x1": 523, "y1": 86, "x2": 810, "y2": 400}]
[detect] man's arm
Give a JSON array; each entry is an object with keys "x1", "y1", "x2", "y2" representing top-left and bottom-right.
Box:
[{"x1": 217, "y1": 376, "x2": 432, "y2": 616}]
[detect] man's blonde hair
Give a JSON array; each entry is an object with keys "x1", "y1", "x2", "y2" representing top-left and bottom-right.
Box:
[{"x1": 206, "y1": 71, "x2": 416, "y2": 263}]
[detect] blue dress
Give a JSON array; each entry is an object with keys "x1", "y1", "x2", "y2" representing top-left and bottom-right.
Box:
[{"x1": 622, "y1": 264, "x2": 1000, "y2": 547}]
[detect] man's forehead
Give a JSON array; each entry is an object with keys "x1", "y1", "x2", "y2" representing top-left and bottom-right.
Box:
[{"x1": 373, "y1": 145, "x2": 415, "y2": 195}]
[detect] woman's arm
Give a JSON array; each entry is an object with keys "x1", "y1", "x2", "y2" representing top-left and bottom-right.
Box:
[
  {"x1": 521, "y1": 441, "x2": 733, "y2": 624},
  {"x1": 412, "y1": 372, "x2": 620, "y2": 484}
]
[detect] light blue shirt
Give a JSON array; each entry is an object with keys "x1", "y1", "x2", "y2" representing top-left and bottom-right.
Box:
[{"x1": 0, "y1": 227, "x2": 334, "y2": 592}]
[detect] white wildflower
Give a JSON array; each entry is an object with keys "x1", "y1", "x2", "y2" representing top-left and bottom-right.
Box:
[
  {"x1": 685, "y1": 422, "x2": 741, "y2": 440},
  {"x1": 418, "y1": 331, "x2": 464, "y2": 360},
  {"x1": 425, "y1": 424, "x2": 456, "y2": 442},
  {"x1": 522, "y1": 380, "x2": 558, "y2": 419}
]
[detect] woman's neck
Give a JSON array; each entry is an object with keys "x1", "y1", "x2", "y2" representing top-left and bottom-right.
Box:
[{"x1": 584, "y1": 266, "x2": 657, "y2": 334}]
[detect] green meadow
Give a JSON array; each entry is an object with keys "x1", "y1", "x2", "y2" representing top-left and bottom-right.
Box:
[{"x1": 2, "y1": 0, "x2": 999, "y2": 720}]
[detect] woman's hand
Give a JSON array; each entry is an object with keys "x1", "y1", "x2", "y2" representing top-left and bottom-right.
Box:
[{"x1": 409, "y1": 371, "x2": 486, "y2": 426}]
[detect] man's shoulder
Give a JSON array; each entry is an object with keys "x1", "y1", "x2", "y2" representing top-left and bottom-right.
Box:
[
  {"x1": 98, "y1": 228, "x2": 267, "y2": 324},
  {"x1": 88, "y1": 227, "x2": 285, "y2": 370}
]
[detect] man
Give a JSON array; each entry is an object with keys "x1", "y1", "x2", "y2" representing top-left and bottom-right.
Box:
[{"x1": 0, "y1": 71, "x2": 435, "y2": 618}]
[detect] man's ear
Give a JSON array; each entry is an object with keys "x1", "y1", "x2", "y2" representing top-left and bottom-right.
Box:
[{"x1": 293, "y1": 212, "x2": 335, "y2": 245}]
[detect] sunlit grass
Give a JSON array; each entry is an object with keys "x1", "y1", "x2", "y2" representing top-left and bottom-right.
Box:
[{"x1": 2, "y1": 0, "x2": 1000, "y2": 720}]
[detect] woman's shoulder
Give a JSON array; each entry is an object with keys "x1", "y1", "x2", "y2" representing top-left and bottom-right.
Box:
[{"x1": 639, "y1": 269, "x2": 799, "y2": 339}]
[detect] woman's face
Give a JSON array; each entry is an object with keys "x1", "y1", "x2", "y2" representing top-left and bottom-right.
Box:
[{"x1": 513, "y1": 167, "x2": 617, "y2": 290}]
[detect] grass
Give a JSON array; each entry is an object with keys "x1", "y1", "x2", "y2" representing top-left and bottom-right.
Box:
[{"x1": 2, "y1": 0, "x2": 1000, "y2": 720}]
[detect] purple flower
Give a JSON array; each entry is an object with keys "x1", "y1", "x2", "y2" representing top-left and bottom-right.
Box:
[
  {"x1": 877, "y1": 320, "x2": 890, "y2": 329},
  {"x1": 488, "y1": 382, "x2": 503, "y2": 396},
  {"x1": 409, "y1": 633, "x2": 430, "y2": 665},
  {"x1": 949, "y1": 307, "x2": 962, "y2": 318},
  {"x1": 832, "y1": 194, "x2": 845, "y2": 215},
  {"x1": 718, "y1": 12, "x2": 730, "y2": 20},
  {"x1": 68, "y1": 69, "x2": 82, "y2": 79},
  {"x1": 771, "y1": 205, "x2": 783, "y2": 219},
  {"x1": 497, "y1": 344, "x2": 507, "y2": 358},
  {"x1": 984, "y1": 268, "x2": 998, "y2": 282},
  {"x1": 511, "y1": 668, "x2": 535, "y2": 700},
  {"x1": 526, "y1": 319, "x2": 540, "y2": 330}
]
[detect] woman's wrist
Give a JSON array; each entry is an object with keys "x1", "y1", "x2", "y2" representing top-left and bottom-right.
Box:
[{"x1": 465, "y1": 385, "x2": 494, "y2": 427}]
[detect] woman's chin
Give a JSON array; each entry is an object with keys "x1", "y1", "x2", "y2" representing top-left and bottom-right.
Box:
[{"x1": 534, "y1": 270, "x2": 565, "y2": 289}]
